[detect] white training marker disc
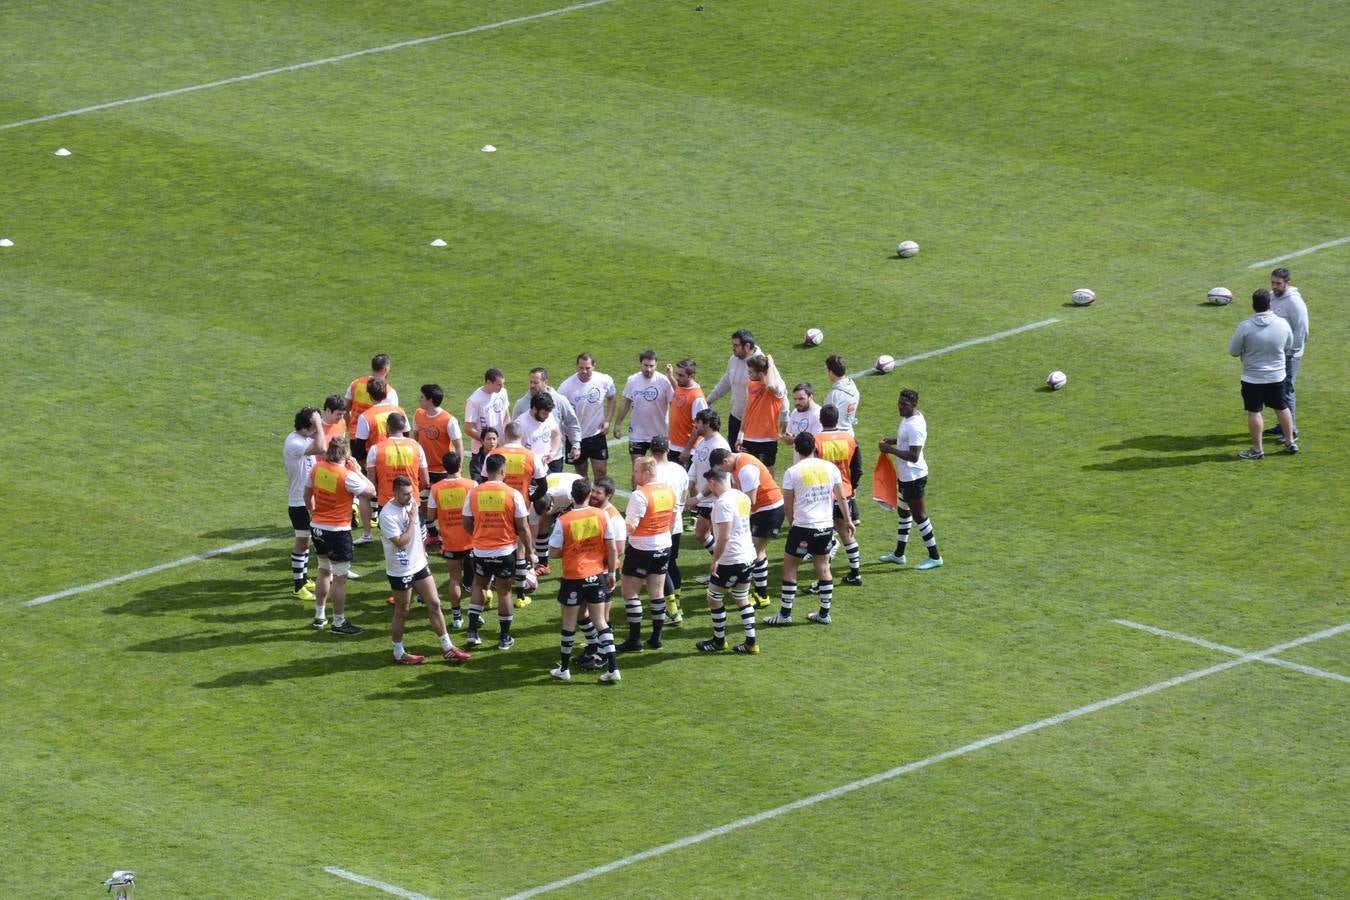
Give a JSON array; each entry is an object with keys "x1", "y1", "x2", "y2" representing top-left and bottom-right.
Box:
[
  {"x1": 54, "y1": 147, "x2": 72, "y2": 156},
  {"x1": 481, "y1": 144, "x2": 497, "y2": 153},
  {"x1": 0, "y1": 239, "x2": 13, "y2": 247},
  {"x1": 430, "y1": 239, "x2": 447, "y2": 247}
]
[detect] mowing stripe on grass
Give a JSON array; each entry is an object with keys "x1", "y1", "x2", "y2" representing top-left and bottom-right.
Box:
[
  {"x1": 852, "y1": 317, "x2": 1061, "y2": 378},
  {"x1": 0, "y1": 0, "x2": 617, "y2": 132},
  {"x1": 324, "y1": 866, "x2": 432, "y2": 900},
  {"x1": 1246, "y1": 234, "x2": 1350, "y2": 269},
  {"x1": 21, "y1": 537, "x2": 272, "y2": 607},
  {"x1": 1115, "y1": 619, "x2": 1350, "y2": 684},
  {"x1": 504, "y1": 620, "x2": 1350, "y2": 898}
]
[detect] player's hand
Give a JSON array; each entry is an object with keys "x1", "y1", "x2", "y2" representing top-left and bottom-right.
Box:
[
  {"x1": 665, "y1": 363, "x2": 674, "y2": 378},
  {"x1": 568, "y1": 447, "x2": 580, "y2": 461},
  {"x1": 604, "y1": 573, "x2": 616, "y2": 592}
]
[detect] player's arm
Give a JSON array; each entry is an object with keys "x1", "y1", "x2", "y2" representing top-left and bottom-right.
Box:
[
  {"x1": 304, "y1": 410, "x2": 329, "y2": 456},
  {"x1": 764, "y1": 354, "x2": 787, "y2": 396},
  {"x1": 387, "y1": 506, "x2": 419, "y2": 549},
  {"x1": 463, "y1": 398, "x2": 482, "y2": 443},
  {"x1": 547, "y1": 425, "x2": 562, "y2": 463},
  {"x1": 707, "y1": 366, "x2": 731, "y2": 405},
  {"x1": 833, "y1": 482, "x2": 855, "y2": 540},
  {"x1": 611, "y1": 396, "x2": 632, "y2": 437},
  {"x1": 782, "y1": 486, "x2": 795, "y2": 524},
  {"x1": 600, "y1": 385, "x2": 617, "y2": 434},
  {"x1": 893, "y1": 442, "x2": 922, "y2": 464},
  {"x1": 547, "y1": 518, "x2": 565, "y2": 560},
  {"x1": 345, "y1": 456, "x2": 378, "y2": 499},
  {"x1": 710, "y1": 518, "x2": 731, "y2": 565},
  {"x1": 303, "y1": 485, "x2": 315, "y2": 514},
  {"x1": 514, "y1": 514, "x2": 534, "y2": 563},
  {"x1": 848, "y1": 444, "x2": 863, "y2": 488}
]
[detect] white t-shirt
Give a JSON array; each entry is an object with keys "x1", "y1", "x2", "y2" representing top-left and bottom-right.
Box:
[
  {"x1": 465, "y1": 387, "x2": 512, "y2": 452},
  {"x1": 896, "y1": 412, "x2": 929, "y2": 482},
  {"x1": 624, "y1": 486, "x2": 675, "y2": 551},
  {"x1": 782, "y1": 458, "x2": 842, "y2": 529},
  {"x1": 653, "y1": 460, "x2": 689, "y2": 534},
  {"x1": 689, "y1": 432, "x2": 731, "y2": 507},
  {"x1": 622, "y1": 372, "x2": 674, "y2": 442},
  {"x1": 559, "y1": 372, "x2": 616, "y2": 439},
  {"x1": 712, "y1": 488, "x2": 756, "y2": 566},
  {"x1": 823, "y1": 377, "x2": 860, "y2": 433},
  {"x1": 379, "y1": 498, "x2": 429, "y2": 577},
  {"x1": 516, "y1": 412, "x2": 561, "y2": 462},
  {"x1": 284, "y1": 431, "x2": 317, "y2": 506},
  {"x1": 543, "y1": 471, "x2": 583, "y2": 515},
  {"x1": 785, "y1": 402, "x2": 822, "y2": 438},
  {"x1": 736, "y1": 457, "x2": 784, "y2": 511}
]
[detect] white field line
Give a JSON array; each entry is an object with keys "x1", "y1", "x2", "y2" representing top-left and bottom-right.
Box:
[
  {"x1": 1247, "y1": 235, "x2": 1350, "y2": 269},
  {"x1": 323, "y1": 866, "x2": 433, "y2": 900},
  {"x1": 1115, "y1": 619, "x2": 1350, "y2": 684},
  {"x1": 21, "y1": 537, "x2": 272, "y2": 607},
  {"x1": 0, "y1": 0, "x2": 617, "y2": 132},
  {"x1": 504, "y1": 620, "x2": 1350, "y2": 898},
  {"x1": 851, "y1": 317, "x2": 1061, "y2": 378}
]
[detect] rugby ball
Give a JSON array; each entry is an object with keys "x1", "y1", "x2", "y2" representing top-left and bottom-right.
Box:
[
  {"x1": 875, "y1": 354, "x2": 896, "y2": 373},
  {"x1": 896, "y1": 240, "x2": 920, "y2": 258},
  {"x1": 1071, "y1": 288, "x2": 1096, "y2": 306},
  {"x1": 1046, "y1": 370, "x2": 1067, "y2": 390},
  {"x1": 804, "y1": 327, "x2": 824, "y2": 346},
  {"x1": 1207, "y1": 286, "x2": 1234, "y2": 306}
]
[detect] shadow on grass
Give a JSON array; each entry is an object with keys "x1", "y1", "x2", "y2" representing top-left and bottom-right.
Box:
[
  {"x1": 1098, "y1": 433, "x2": 1245, "y2": 452},
  {"x1": 194, "y1": 647, "x2": 391, "y2": 688},
  {"x1": 200, "y1": 526, "x2": 287, "y2": 541},
  {"x1": 125, "y1": 622, "x2": 371, "y2": 654},
  {"x1": 1083, "y1": 452, "x2": 1239, "y2": 472},
  {"x1": 106, "y1": 578, "x2": 281, "y2": 617}
]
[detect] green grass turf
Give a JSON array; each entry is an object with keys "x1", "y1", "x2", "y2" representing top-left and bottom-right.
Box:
[{"x1": 2, "y1": 0, "x2": 1347, "y2": 896}]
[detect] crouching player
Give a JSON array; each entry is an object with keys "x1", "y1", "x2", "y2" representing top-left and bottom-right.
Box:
[
  {"x1": 548, "y1": 479, "x2": 622, "y2": 683},
  {"x1": 381, "y1": 476, "x2": 471, "y2": 664}
]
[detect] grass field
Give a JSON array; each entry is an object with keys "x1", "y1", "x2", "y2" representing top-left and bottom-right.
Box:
[{"x1": 3, "y1": 1, "x2": 1348, "y2": 897}]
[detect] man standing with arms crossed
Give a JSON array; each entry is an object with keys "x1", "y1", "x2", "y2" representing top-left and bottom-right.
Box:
[
  {"x1": 560, "y1": 353, "x2": 617, "y2": 482},
  {"x1": 380, "y1": 476, "x2": 472, "y2": 665},
  {"x1": 464, "y1": 368, "x2": 510, "y2": 482},
  {"x1": 763, "y1": 433, "x2": 852, "y2": 627},
  {"x1": 548, "y1": 478, "x2": 623, "y2": 684},
  {"x1": 706, "y1": 329, "x2": 762, "y2": 449}
]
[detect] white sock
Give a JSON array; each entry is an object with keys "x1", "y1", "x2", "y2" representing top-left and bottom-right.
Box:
[
  {"x1": 334, "y1": 613, "x2": 346, "y2": 626},
  {"x1": 314, "y1": 603, "x2": 325, "y2": 619},
  {"x1": 392, "y1": 640, "x2": 405, "y2": 659},
  {"x1": 439, "y1": 633, "x2": 453, "y2": 651}
]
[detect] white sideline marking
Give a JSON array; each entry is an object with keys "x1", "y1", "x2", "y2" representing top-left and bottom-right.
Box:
[
  {"x1": 851, "y1": 317, "x2": 1061, "y2": 378},
  {"x1": 22, "y1": 537, "x2": 272, "y2": 607},
  {"x1": 0, "y1": 0, "x2": 617, "y2": 132},
  {"x1": 1115, "y1": 619, "x2": 1350, "y2": 684},
  {"x1": 324, "y1": 866, "x2": 433, "y2": 900},
  {"x1": 1247, "y1": 235, "x2": 1350, "y2": 269},
  {"x1": 504, "y1": 621, "x2": 1350, "y2": 898}
]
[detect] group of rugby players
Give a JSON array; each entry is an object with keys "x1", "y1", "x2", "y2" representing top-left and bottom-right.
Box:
[{"x1": 283, "y1": 329, "x2": 943, "y2": 683}]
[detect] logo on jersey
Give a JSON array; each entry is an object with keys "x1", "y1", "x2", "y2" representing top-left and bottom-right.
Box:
[{"x1": 639, "y1": 387, "x2": 659, "y2": 401}]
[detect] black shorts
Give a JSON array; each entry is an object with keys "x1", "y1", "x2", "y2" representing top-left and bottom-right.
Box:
[
  {"x1": 667, "y1": 449, "x2": 685, "y2": 466},
  {"x1": 576, "y1": 433, "x2": 610, "y2": 462},
  {"x1": 440, "y1": 547, "x2": 472, "y2": 561},
  {"x1": 741, "y1": 439, "x2": 778, "y2": 469},
  {"x1": 833, "y1": 497, "x2": 860, "y2": 523},
  {"x1": 628, "y1": 440, "x2": 652, "y2": 457},
  {"x1": 622, "y1": 546, "x2": 670, "y2": 577},
  {"x1": 785, "y1": 525, "x2": 834, "y2": 558},
  {"x1": 899, "y1": 477, "x2": 927, "y2": 501},
  {"x1": 749, "y1": 506, "x2": 785, "y2": 539},
  {"x1": 557, "y1": 574, "x2": 607, "y2": 607},
  {"x1": 547, "y1": 458, "x2": 565, "y2": 474},
  {"x1": 288, "y1": 505, "x2": 311, "y2": 533},
  {"x1": 428, "y1": 471, "x2": 449, "y2": 484},
  {"x1": 710, "y1": 561, "x2": 753, "y2": 589},
  {"x1": 1241, "y1": 380, "x2": 1287, "y2": 413},
  {"x1": 387, "y1": 566, "x2": 433, "y2": 592},
  {"x1": 695, "y1": 505, "x2": 712, "y2": 520},
  {"x1": 472, "y1": 552, "x2": 518, "y2": 580},
  {"x1": 311, "y1": 527, "x2": 354, "y2": 563}
]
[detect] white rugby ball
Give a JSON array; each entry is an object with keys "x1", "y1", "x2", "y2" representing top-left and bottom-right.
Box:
[
  {"x1": 896, "y1": 240, "x2": 920, "y2": 258},
  {"x1": 1207, "y1": 286, "x2": 1233, "y2": 306},
  {"x1": 804, "y1": 327, "x2": 824, "y2": 346},
  {"x1": 875, "y1": 354, "x2": 896, "y2": 373},
  {"x1": 1071, "y1": 288, "x2": 1096, "y2": 306},
  {"x1": 1046, "y1": 370, "x2": 1067, "y2": 390}
]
